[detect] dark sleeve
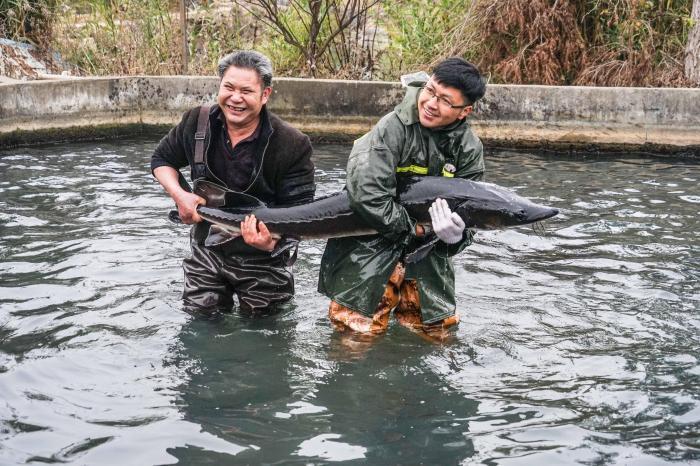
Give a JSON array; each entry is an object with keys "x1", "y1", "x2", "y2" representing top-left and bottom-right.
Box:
[
  {"x1": 150, "y1": 109, "x2": 195, "y2": 174},
  {"x1": 440, "y1": 132, "x2": 484, "y2": 255},
  {"x1": 275, "y1": 134, "x2": 316, "y2": 206}
]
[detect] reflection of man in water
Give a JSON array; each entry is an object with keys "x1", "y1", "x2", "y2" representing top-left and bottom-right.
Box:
[
  {"x1": 318, "y1": 58, "x2": 486, "y2": 341},
  {"x1": 151, "y1": 50, "x2": 315, "y2": 317}
]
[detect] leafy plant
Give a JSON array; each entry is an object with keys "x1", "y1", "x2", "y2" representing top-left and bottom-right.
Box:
[{"x1": 380, "y1": 0, "x2": 474, "y2": 78}]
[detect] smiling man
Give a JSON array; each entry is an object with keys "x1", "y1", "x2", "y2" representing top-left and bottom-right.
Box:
[
  {"x1": 318, "y1": 58, "x2": 486, "y2": 341},
  {"x1": 151, "y1": 50, "x2": 315, "y2": 318}
]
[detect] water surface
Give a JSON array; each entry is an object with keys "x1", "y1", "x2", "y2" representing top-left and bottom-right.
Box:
[{"x1": 0, "y1": 137, "x2": 698, "y2": 465}]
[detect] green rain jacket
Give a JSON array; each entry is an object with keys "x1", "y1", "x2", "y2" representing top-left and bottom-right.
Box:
[{"x1": 317, "y1": 82, "x2": 485, "y2": 324}]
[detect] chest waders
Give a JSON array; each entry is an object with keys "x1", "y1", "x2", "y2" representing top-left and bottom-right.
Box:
[{"x1": 181, "y1": 106, "x2": 295, "y2": 318}]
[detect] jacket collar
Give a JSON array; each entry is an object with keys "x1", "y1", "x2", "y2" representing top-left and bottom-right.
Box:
[{"x1": 394, "y1": 82, "x2": 422, "y2": 126}]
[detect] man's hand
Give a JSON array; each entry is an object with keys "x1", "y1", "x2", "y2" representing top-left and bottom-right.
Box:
[
  {"x1": 241, "y1": 215, "x2": 277, "y2": 252},
  {"x1": 429, "y1": 198, "x2": 465, "y2": 244},
  {"x1": 153, "y1": 166, "x2": 205, "y2": 224},
  {"x1": 175, "y1": 192, "x2": 206, "y2": 224}
]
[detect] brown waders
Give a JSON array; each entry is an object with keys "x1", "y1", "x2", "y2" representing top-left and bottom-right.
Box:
[{"x1": 328, "y1": 262, "x2": 459, "y2": 342}]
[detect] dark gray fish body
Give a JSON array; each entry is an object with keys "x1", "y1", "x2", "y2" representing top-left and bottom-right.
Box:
[{"x1": 195, "y1": 176, "x2": 558, "y2": 241}]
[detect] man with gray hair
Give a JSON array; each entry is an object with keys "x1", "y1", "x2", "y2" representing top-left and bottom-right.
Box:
[{"x1": 151, "y1": 50, "x2": 315, "y2": 318}]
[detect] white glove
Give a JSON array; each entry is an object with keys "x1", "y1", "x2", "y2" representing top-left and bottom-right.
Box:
[{"x1": 429, "y1": 198, "x2": 465, "y2": 244}]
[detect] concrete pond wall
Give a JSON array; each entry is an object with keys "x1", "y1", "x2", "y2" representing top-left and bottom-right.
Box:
[{"x1": 1, "y1": 76, "x2": 699, "y2": 156}]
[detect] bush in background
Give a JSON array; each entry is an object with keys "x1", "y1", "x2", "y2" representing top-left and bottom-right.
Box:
[
  {"x1": 11, "y1": 0, "x2": 697, "y2": 87},
  {"x1": 441, "y1": 0, "x2": 693, "y2": 87},
  {"x1": 1, "y1": 0, "x2": 55, "y2": 47},
  {"x1": 52, "y1": 0, "x2": 182, "y2": 75}
]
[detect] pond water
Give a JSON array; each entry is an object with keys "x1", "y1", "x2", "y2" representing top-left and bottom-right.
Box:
[{"x1": 0, "y1": 136, "x2": 698, "y2": 465}]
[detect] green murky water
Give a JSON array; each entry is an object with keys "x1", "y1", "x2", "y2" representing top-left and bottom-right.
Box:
[{"x1": 0, "y1": 137, "x2": 698, "y2": 464}]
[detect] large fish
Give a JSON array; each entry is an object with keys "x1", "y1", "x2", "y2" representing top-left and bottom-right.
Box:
[{"x1": 171, "y1": 176, "x2": 558, "y2": 262}]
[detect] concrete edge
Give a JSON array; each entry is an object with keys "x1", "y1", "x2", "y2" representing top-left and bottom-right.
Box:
[{"x1": 2, "y1": 76, "x2": 700, "y2": 156}]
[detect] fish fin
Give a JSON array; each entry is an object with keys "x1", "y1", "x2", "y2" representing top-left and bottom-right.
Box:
[
  {"x1": 532, "y1": 222, "x2": 548, "y2": 237},
  {"x1": 404, "y1": 234, "x2": 440, "y2": 264},
  {"x1": 204, "y1": 225, "x2": 239, "y2": 247},
  {"x1": 271, "y1": 235, "x2": 300, "y2": 267},
  {"x1": 168, "y1": 209, "x2": 184, "y2": 224}
]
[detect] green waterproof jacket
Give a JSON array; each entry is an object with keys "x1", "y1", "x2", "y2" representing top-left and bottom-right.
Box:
[{"x1": 317, "y1": 82, "x2": 485, "y2": 324}]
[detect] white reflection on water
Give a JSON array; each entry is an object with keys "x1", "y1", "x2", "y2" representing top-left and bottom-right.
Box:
[{"x1": 294, "y1": 433, "x2": 367, "y2": 461}]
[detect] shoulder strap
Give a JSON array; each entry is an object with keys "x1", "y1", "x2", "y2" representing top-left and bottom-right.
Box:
[
  {"x1": 194, "y1": 105, "x2": 210, "y2": 166},
  {"x1": 171, "y1": 106, "x2": 210, "y2": 207}
]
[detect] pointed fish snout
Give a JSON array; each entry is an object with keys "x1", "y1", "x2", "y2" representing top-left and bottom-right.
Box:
[{"x1": 527, "y1": 205, "x2": 558, "y2": 223}]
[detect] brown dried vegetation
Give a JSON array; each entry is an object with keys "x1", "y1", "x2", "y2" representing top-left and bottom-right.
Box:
[
  {"x1": 574, "y1": 0, "x2": 692, "y2": 87},
  {"x1": 2, "y1": 0, "x2": 696, "y2": 87},
  {"x1": 453, "y1": 0, "x2": 695, "y2": 87},
  {"x1": 470, "y1": 0, "x2": 586, "y2": 85}
]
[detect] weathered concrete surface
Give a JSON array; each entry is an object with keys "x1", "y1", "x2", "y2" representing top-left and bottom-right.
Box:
[
  {"x1": 1, "y1": 76, "x2": 699, "y2": 155},
  {"x1": 0, "y1": 38, "x2": 69, "y2": 80},
  {"x1": 476, "y1": 85, "x2": 700, "y2": 154}
]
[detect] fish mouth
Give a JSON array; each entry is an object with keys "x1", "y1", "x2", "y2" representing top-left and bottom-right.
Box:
[{"x1": 520, "y1": 205, "x2": 559, "y2": 224}]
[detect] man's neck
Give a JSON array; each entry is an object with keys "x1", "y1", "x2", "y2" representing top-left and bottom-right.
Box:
[{"x1": 226, "y1": 115, "x2": 261, "y2": 147}]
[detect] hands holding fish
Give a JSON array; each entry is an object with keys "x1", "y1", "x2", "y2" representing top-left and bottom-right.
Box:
[
  {"x1": 241, "y1": 215, "x2": 277, "y2": 252},
  {"x1": 175, "y1": 191, "x2": 206, "y2": 224},
  {"x1": 429, "y1": 198, "x2": 466, "y2": 244}
]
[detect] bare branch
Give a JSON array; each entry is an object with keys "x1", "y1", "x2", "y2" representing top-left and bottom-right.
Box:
[{"x1": 315, "y1": 0, "x2": 380, "y2": 59}]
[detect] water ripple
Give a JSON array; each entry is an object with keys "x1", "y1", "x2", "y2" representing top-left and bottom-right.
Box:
[{"x1": 0, "y1": 140, "x2": 698, "y2": 464}]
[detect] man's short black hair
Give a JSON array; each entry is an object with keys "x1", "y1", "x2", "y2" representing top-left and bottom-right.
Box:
[{"x1": 432, "y1": 58, "x2": 486, "y2": 105}]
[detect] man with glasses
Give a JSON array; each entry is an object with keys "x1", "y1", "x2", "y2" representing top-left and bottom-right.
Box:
[{"x1": 318, "y1": 58, "x2": 486, "y2": 341}]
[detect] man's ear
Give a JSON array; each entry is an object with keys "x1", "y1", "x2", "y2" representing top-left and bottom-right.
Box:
[
  {"x1": 458, "y1": 105, "x2": 473, "y2": 120},
  {"x1": 261, "y1": 86, "x2": 272, "y2": 104}
]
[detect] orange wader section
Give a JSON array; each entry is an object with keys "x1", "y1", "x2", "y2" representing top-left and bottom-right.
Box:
[{"x1": 328, "y1": 262, "x2": 459, "y2": 341}]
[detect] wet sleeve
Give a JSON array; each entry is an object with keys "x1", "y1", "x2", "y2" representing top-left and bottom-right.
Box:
[
  {"x1": 276, "y1": 135, "x2": 316, "y2": 206},
  {"x1": 150, "y1": 110, "x2": 192, "y2": 174},
  {"x1": 454, "y1": 130, "x2": 485, "y2": 180},
  {"x1": 346, "y1": 117, "x2": 414, "y2": 243}
]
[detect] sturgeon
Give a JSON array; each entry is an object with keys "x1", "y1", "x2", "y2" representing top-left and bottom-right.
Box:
[{"x1": 179, "y1": 177, "x2": 558, "y2": 254}]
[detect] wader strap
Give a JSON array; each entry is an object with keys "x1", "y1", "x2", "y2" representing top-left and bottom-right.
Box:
[{"x1": 193, "y1": 105, "x2": 210, "y2": 179}]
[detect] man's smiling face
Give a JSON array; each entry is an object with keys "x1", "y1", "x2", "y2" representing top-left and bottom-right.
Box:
[
  {"x1": 217, "y1": 66, "x2": 271, "y2": 129},
  {"x1": 417, "y1": 78, "x2": 472, "y2": 129}
]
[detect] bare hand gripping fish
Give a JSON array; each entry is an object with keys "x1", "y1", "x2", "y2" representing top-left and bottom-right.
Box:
[{"x1": 170, "y1": 176, "x2": 558, "y2": 263}]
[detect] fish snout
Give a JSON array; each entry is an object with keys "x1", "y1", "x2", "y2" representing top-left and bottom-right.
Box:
[{"x1": 527, "y1": 206, "x2": 559, "y2": 223}]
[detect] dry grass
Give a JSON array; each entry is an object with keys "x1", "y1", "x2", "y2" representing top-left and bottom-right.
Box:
[
  {"x1": 440, "y1": 0, "x2": 695, "y2": 87},
  {"x1": 11, "y1": 0, "x2": 695, "y2": 87},
  {"x1": 1, "y1": 0, "x2": 55, "y2": 47},
  {"x1": 574, "y1": 0, "x2": 693, "y2": 87},
  {"x1": 470, "y1": 0, "x2": 586, "y2": 85},
  {"x1": 52, "y1": 0, "x2": 182, "y2": 75}
]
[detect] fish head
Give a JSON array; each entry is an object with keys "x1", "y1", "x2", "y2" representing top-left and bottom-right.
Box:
[{"x1": 453, "y1": 183, "x2": 559, "y2": 229}]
